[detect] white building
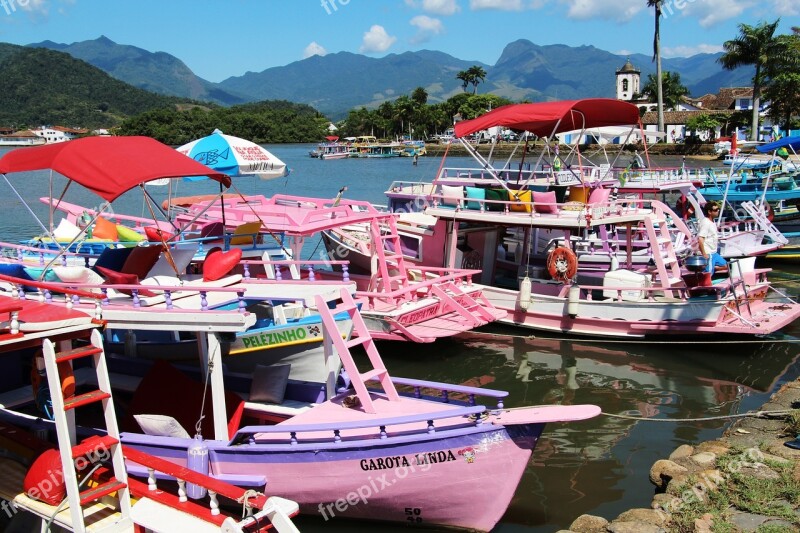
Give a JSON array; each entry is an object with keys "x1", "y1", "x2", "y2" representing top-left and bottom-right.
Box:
[{"x1": 32, "y1": 126, "x2": 88, "y2": 143}]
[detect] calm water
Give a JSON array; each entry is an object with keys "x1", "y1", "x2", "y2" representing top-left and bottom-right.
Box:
[{"x1": 1, "y1": 144, "x2": 799, "y2": 532}]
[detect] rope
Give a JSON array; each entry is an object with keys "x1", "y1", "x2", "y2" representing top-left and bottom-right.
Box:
[
  {"x1": 465, "y1": 328, "x2": 800, "y2": 345},
  {"x1": 237, "y1": 489, "x2": 265, "y2": 518},
  {"x1": 600, "y1": 409, "x2": 795, "y2": 423}
]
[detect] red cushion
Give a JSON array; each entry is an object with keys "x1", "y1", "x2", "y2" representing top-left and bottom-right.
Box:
[
  {"x1": 200, "y1": 222, "x2": 225, "y2": 239},
  {"x1": 24, "y1": 449, "x2": 66, "y2": 505},
  {"x1": 120, "y1": 245, "x2": 163, "y2": 279},
  {"x1": 145, "y1": 226, "x2": 175, "y2": 243},
  {"x1": 203, "y1": 248, "x2": 242, "y2": 282},
  {"x1": 123, "y1": 360, "x2": 244, "y2": 440},
  {"x1": 95, "y1": 266, "x2": 156, "y2": 297}
]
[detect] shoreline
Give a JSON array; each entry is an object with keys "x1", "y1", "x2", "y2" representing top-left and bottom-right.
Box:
[{"x1": 562, "y1": 377, "x2": 800, "y2": 532}]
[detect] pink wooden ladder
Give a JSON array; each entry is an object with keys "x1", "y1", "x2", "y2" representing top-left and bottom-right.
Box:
[{"x1": 315, "y1": 288, "x2": 399, "y2": 414}]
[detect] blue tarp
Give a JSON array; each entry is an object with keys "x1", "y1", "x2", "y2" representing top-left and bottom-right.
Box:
[{"x1": 756, "y1": 135, "x2": 800, "y2": 153}]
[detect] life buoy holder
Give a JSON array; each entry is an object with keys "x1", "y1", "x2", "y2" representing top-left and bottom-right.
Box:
[{"x1": 547, "y1": 246, "x2": 578, "y2": 281}]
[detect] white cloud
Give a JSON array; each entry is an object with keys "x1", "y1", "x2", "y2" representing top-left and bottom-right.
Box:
[
  {"x1": 670, "y1": 0, "x2": 755, "y2": 27},
  {"x1": 559, "y1": 0, "x2": 643, "y2": 22},
  {"x1": 470, "y1": 0, "x2": 525, "y2": 11},
  {"x1": 662, "y1": 43, "x2": 724, "y2": 58},
  {"x1": 17, "y1": 0, "x2": 49, "y2": 15},
  {"x1": 767, "y1": 0, "x2": 800, "y2": 16},
  {"x1": 405, "y1": 0, "x2": 461, "y2": 15},
  {"x1": 303, "y1": 41, "x2": 327, "y2": 59},
  {"x1": 360, "y1": 25, "x2": 397, "y2": 53},
  {"x1": 410, "y1": 15, "x2": 444, "y2": 44}
]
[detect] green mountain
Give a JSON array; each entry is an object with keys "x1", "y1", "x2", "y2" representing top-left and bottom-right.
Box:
[
  {"x1": 30, "y1": 36, "x2": 245, "y2": 106},
  {"x1": 219, "y1": 50, "x2": 488, "y2": 119},
  {"x1": 0, "y1": 45, "x2": 190, "y2": 129}
]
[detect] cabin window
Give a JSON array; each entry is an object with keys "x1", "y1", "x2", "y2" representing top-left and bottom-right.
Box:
[{"x1": 386, "y1": 233, "x2": 422, "y2": 261}]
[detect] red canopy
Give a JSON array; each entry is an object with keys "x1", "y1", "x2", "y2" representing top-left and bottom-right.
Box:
[
  {"x1": 454, "y1": 99, "x2": 641, "y2": 139},
  {"x1": 0, "y1": 136, "x2": 231, "y2": 202}
]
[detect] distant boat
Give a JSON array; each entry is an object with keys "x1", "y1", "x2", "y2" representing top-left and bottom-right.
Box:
[
  {"x1": 348, "y1": 136, "x2": 402, "y2": 158},
  {"x1": 0, "y1": 132, "x2": 46, "y2": 147}
]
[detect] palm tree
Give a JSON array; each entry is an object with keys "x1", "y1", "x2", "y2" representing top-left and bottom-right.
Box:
[
  {"x1": 647, "y1": 0, "x2": 665, "y2": 136},
  {"x1": 456, "y1": 70, "x2": 471, "y2": 92},
  {"x1": 719, "y1": 19, "x2": 781, "y2": 141},
  {"x1": 640, "y1": 71, "x2": 689, "y2": 110},
  {"x1": 466, "y1": 65, "x2": 487, "y2": 95}
]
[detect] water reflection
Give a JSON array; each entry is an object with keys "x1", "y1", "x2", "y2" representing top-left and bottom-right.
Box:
[{"x1": 367, "y1": 328, "x2": 800, "y2": 531}]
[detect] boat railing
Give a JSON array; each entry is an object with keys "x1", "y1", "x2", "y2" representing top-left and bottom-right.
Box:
[
  {"x1": 240, "y1": 259, "x2": 351, "y2": 282},
  {"x1": 230, "y1": 404, "x2": 489, "y2": 446},
  {"x1": 357, "y1": 267, "x2": 480, "y2": 307},
  {"x1": 121, "y1": 445, "x2": 299, "y2": 531},
  {"x1": 1, "y1": 241, "x2": 94, "y2": 267}
]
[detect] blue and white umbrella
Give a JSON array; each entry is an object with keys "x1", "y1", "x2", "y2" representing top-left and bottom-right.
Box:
[{"x1": 177, "y1": 129, "x2": 288, "y2": 180}]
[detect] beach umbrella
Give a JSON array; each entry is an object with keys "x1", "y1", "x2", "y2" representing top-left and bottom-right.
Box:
[{"x1": 177, "y1": 129, "x2": 288, "y2": 180}]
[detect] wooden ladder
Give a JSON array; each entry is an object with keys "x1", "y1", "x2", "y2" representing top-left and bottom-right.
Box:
[
  {"x1": 41, "y1": 329, "x2": 133, "y2": 533},
  {"x1": 643, "y1": 211, "x2": 682, "y2": 295},
  {"x1": 315, "y1": 288, "x2": 399, "y2": 414},
  {"x1": 369, "y1": 216, "x2": 411, "y2": 297}
]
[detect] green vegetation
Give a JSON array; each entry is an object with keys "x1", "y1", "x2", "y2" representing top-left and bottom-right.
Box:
[
  {"x1": 0, "y1": 46, "x2": 183, "y2": 129},
  {"x1": 456, "y1": 65, "x2": 487, "y2": 95},
  {"x1": 337, "y1": 89, "x2": 512, "y2": 140},
  {"x1": 638, "y1": 71, "x2": 689, "y2": 111},
  {"x1": 117, "y1": 100, "x2": 330, "y2": 145},
  {"x1": 668, "y1": 447, "x2": 800, "y2": 533}
]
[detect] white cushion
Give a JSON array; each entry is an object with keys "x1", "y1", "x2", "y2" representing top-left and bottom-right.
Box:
[
  {"x1": 440, "y1": 185, "x2": 464, "y2": 206},
  {"x1": 146, "y1": 247, "x2": 198, "y2": 278},
  {"x1": 52, "y1": 218, "x2": 82, "y2": 241},
  {"x1": 134, "y1": 414, "x2": 190, "y2": 439},
  {"x1": 52, "y1": 266, "x2": 106, "y2": 293}
]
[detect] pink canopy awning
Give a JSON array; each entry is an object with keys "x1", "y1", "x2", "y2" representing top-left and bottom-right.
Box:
[
  {"x1": 0, "y1": 136, "x2": 231, "y2": 202},
  {"x1": 453, "y1": 99, "x2": 641, "y2": 139}
]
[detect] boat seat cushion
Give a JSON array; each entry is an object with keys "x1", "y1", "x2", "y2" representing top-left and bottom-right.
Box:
[
  {"x1": 92, "y1": 217, "x2": 118, "y2": 241},
  {"x1": 144, "y1": 226, "x2": 175, "y2": 243},
  {"x1": 23, "y1": 449, "x2": 66, "y2": 505},
  {"x1": 508, "y1": 190, "x2": 532, "y2": 212},
  {"x1": 249, "y1": 364, "x2": 291, "y2": 404},
  {"x1": 0, "y1": 263, "x2": 36, "y2": 291},
  {"x1": 203, "y1": 248, "x2": 242, "y2": 282},
  {"x1": 120, "y1": 245, "x2": 163, "y2": 279},
  {"x1": 95, "y1": 266, "x2": 156, "y2": 297},
  {"x1": 116, "y1": 224, "x2": 145, "y2": 243},
  {"x1": 123, "y1": 360, "x2": 245, "y2": 440},
  {"x1": 464, "y1": 186, "x2": 485, "y2": 210},
  {"x1": 485, "y1": 188, "x2": 507, "y2": 211},
  {"x1": 440, "y1": 185, "x2": 464, "y2": 207},
  {"x1": 134, "y1": 414, "x2": 191, "y2": 439},
  {"x1": 92, "y1": 246, "x2": 135, "y2": 274},
  {"x1": 146, "y1": 246, "x2": 197, "y2": 278},
  {"x1": 52, "y1": 218, "x2": 83, "y2": 241},
  {"x1": 52, "y1": 266, "x2": 106, "y2": 293},
  {"x1": 229, "y1": 222, "x2": 263, "y2": 245},
  {"x1": 533, "y1": 190, "x2": 558, "y2": 213},
  {"x1": 200, "y1": 221, "x2": 225, "y2": 239},
  {"x1": 587, "y1": 187, "x2": 611, "y2": 206}
]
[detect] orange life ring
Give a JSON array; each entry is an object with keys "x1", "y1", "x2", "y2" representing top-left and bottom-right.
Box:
[
  {"x1": 764, "y1": 203, "x2": 774, "y2": 223},
  {"x1": 547, "y1": 246, "x2": 578, "y2": 281}
]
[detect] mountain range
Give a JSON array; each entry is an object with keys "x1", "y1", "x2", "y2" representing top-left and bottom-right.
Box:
[{"x1": 29, "y1": 36, "x2": 755, "y2": 120}]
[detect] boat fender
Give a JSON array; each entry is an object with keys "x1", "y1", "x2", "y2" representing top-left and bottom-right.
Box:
[
  {"x1": 567, "y1": 285, "x2": 580, "y2": 318},
  {"x1": 518, "y1": 276, "x2": 531, "y2": 310},
  {"x1": 546, "y1": 246, "x2": 578, "y2": 281},
  {"x1": 763, "y1": 203, "x2": 774, "y2": 223},
  {"x1": 610, "y1": 255, "x2": 619, "y2": 271},
  {"x1": 187, "y1": 434, "x2": 209, "y2": 499}
]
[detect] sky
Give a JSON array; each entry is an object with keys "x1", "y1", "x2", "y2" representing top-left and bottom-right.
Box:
[{"x1": 0, "y1": 0, "x2": 798, "y2": 83}]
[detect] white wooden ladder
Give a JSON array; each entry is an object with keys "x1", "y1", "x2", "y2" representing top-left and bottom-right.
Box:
[
  {"x1": 315, "y1": 288, "x2": 400, "y2": 414},
  {"x1": 41, "y1": 329, "x2": 133, "y2": 532}
]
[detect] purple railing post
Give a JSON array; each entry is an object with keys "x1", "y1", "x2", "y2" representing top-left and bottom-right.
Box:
[
  {"x1": 441, "y1": 390, "x2": 449, "y2": 403},
  {"x1": 379, "y1": 425, "x2": 387, "y2": 439},
  {"x1": 333, "y1": 429, "x2": 341, "y2": 443},
  {"x1": 427, "y1": 420, "x2": 435, "y2": 434},
  {"x1": 243, "y1": 263, "x2": 251, "y2": 280},
  {"x1": 308, "y1": 266, "x2": 315, "y2": 282},
  {"x1": 200, "y1": 291, "x2": 208, "y2": 311},
  {"x1": 290, "y1": 432, "x2": 297, "y2": 445},
  {"x1": 342, "y1": 264, "x2": 349, "y2": 282},
  {"x1": 132, "y1": 290, "x2": 141, "y2": 308},
  {"x1": 237, "y1": 291, "x2": 246, "y2": 313},
  {"x1": 165, "y1": 290, "x2": 173, "y2": 310},
  {"x1": 275, "y1": 267, "x2": 282, "y2": 281},
  {"x1": 101, "y1": 288, "x2": 109, "y2": 306}
]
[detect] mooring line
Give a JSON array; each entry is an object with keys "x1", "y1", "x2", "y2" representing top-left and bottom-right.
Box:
[
  {"x1": 467, "y1": 329, "x2": 800, "y2": 345},
  {"x1": 599, "y1": 409, "x2": 795, "y2": 423}
]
